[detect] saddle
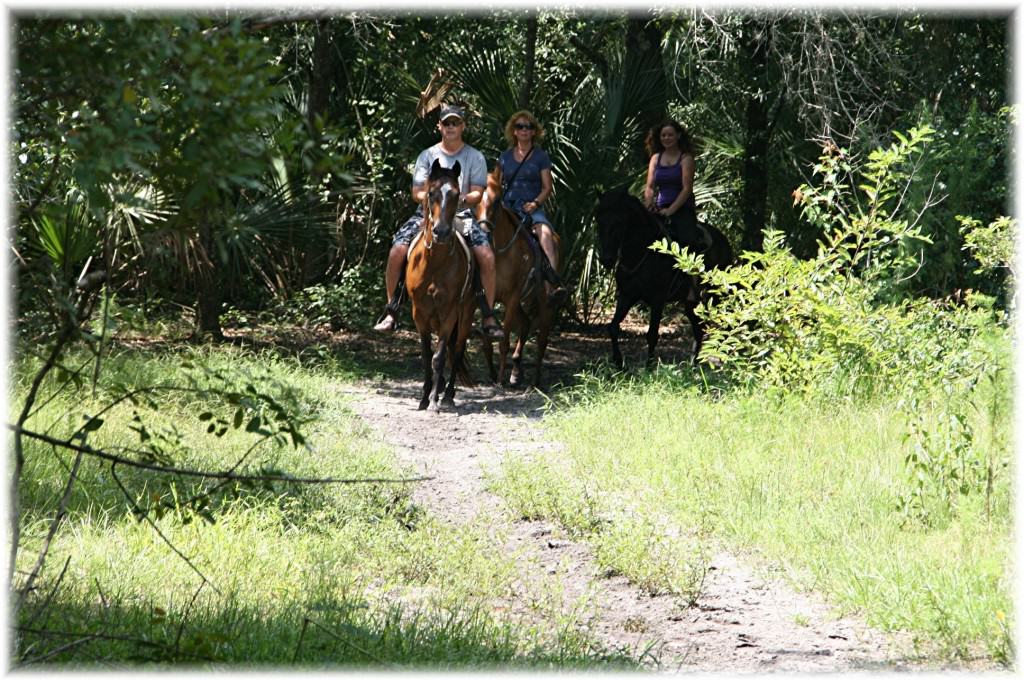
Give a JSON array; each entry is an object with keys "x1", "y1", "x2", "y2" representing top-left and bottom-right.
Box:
[
  {"x1": 384, "y1": 227, "x2": 474, "y2": 326},
  {"x1": 659, "y1": 216, "x2": 713, "y2": 254},
  {"x1": 513, "y1": 212, "x2": 562, "y2": 316}
]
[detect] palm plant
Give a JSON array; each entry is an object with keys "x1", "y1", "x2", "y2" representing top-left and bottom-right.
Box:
[{"x1": 441, "y1": 23, "x2": 668, "y2": 323}]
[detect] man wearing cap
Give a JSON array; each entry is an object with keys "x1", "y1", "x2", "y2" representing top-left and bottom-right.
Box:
[{"x1": 373, "y1": 103, "x2": 504, "y2": 339}]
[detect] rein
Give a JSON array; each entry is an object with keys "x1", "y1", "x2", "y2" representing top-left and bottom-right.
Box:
[
  {"x1": 409, "y1": 227, "x2": 474, "y2": 303},
  {"x1": 611, "y1": 201, "x2": 664, "y2": 276},
  {"x1": 615, "y1": 248, "x2": 650, "y2": 276},
  {"x1": 492, "y1": 210, "x2": 527, "y2": 255}
]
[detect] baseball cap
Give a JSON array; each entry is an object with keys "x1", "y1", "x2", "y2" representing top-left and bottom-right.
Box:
[{"x1": 439, "y1": 104, "x2": 465, "y2": 121}]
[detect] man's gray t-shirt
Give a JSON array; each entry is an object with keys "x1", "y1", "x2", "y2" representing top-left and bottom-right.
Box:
[{"x1": 412, "y1": 143, "x2": 487, "y2": 212}]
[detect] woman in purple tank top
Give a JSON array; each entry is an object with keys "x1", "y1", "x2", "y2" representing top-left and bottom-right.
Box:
[{"x1": 642, "y1": 119, "x2": 701, "y2": 251}]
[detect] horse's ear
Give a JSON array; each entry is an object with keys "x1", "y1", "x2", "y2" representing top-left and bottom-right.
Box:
[
  {"x1": 451, "y1": 160, "x2": 461, "y2": 178},
  {"x1": 429, "y1": 158, "x2": 443, "y2": 179}
]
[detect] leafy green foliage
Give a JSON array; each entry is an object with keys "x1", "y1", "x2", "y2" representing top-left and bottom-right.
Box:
[
  {"x1": 655, "y1": 127, "x2": 997, "y2": 398},
  {"x1": 959, "y1": 214, "x2": 1015, "y2": 279},
  {"x1": 31, "y1": 195, "x2": 99, "y2": 278}
]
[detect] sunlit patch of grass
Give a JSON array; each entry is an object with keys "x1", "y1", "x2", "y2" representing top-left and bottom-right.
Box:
[
  {"x1": 488, "y1": 352, "x2": 1013, "y2": 664},
  {"x1": 12, "y1": 346, "x2": 640, "y2": 669}
]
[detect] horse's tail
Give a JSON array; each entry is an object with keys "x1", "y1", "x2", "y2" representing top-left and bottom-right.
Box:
[{"x1": 699, "y1": 221, "x2": 735, "y2": 270}]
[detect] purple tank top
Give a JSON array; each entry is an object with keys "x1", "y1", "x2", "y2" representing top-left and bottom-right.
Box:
[{"x1": 654, "y1": 153, "x2": 684, "y2": 208}]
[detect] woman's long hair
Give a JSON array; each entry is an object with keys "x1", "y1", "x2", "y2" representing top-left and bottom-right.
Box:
[
  {"x1": 645, "y1": 119, "x2": 695, "y2": 156},
  {"x1": 503, "y1": 110, "x2": 546, "y2": 147}
]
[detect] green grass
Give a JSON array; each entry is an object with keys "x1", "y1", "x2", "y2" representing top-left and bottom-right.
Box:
[
  {"x1": 12, "y1": 344, "x2": 638, "y2": 669},
  {"x1": 490, "y1": 356, "x2": 1013, "y2": 664}
]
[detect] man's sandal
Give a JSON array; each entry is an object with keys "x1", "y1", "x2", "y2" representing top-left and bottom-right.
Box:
[
  {"x1": 481, "y1": 318, "x2": 505, "y2": 340},
  {"x1": 373, "y1": 314, "x2": 397, "y2": 332},
  {"x1": 548, "y1": 287, "x2": 569, "y2": 307}
]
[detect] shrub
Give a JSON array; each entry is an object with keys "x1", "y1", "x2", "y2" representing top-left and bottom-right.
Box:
[{"x1": 654, "y1": 126, "x2": 1004, "y2": 400}]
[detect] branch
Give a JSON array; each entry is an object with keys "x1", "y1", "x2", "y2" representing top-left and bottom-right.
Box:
[
  {"x1": 110, "y1": 462, "x2": 221, "y2": 596},
  {"x1": 18, "y1": 451, "x2": 83, "y2": 602},
  {"x1": 9, "y1": 424, "x2": 433, "y2": 486},
  {"x1": 18, "y1": 635, "x2": 97, "y2": 666},
  {"x1": 21, "y1": 146, "x2": 63, "y2": 222},
  {"x1": 16, "y1": 625, "x2": 164, "y2": 649},
  {"x1": 10, "y1": 278, "x2": 99, "y2": 590},
  {"x1": 173, "y1": 582, "x2": 206, "y2": 656},
  {"x1": 200, "y1": 12, "x2": 334, "y2": 37},
  {"x1": 21, "y1": 555, "x2": 71, "y2": 632}
]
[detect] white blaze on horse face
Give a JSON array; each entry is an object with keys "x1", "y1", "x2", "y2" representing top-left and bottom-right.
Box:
[{"x1": 429, "y1": 177, "x2": 460, "y2": 241}]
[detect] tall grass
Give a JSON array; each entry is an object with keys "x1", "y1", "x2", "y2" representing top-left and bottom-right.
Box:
[
  {"x1": 12, "y1": 345, "x2": 637, "y2": 669},
  {"x1": 491, "y1": 344, "x2": 1013, "y2": 664}
]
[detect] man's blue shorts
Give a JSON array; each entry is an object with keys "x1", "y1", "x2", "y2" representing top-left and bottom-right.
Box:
[{"x1": 391, "y1": 208, "x2": 490, "y2": 248}]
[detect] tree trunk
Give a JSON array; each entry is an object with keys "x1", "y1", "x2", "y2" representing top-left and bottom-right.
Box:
[
  {"x1": 519, "y1": 15, "x2": 538, "y2": 110},
  {"x1": 195, "y1": 218, "x2": 224, "y2": 340},
  {"x1": 307, "y1": 20, "x2": 333, "y2": 140},
  {"x1": 302, "y1": 19, "x2": 336, "y2": 286},
  {"x1": 625, "y1": 14, "x2": 667, "y2": 161},
  {"x1": 740, "y1": 20, "x2": 771, "y2": 253}
]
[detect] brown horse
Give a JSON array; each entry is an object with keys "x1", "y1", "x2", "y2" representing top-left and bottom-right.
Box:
[
  {"x1": 475, "y1": 164, "x2": 560, "y2": 388},
  {"x1": 405, "y1": 159, "x2": 475, "y2": 411}
]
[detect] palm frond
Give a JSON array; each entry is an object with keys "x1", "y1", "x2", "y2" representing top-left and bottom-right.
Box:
[
  {"x1": 31, "y1": 194, "x2": 99, "y2": 276},
  {"x1": 416, "y1": 68, "x2": 456, "y2": 118}
]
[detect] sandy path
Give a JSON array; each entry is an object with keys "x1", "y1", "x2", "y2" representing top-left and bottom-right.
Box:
[{"x1": 343, "y1": 372, "x2": 912, "y2": 672}]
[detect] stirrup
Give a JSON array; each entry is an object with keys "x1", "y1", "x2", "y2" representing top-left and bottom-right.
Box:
[{"x1": 548, "y1": 286, "x2": 569, "y2": 307}]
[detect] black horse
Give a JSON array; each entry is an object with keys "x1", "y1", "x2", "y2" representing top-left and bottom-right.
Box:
[{"x1": 595, "y1": 187, "x2": 733, "y2": 368}]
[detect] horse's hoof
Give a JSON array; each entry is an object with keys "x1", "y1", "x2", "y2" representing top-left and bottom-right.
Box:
[
  {"x1": 441, "y1": 396, "x2": 455, "y2": 408},
  {"x1": 418, "y1": 400, "x2": 429, "y2": 411}
]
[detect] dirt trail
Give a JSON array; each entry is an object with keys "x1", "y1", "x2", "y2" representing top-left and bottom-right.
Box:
[{"x1": 339, "y1": 323, "x2": 920, "y2": 672}]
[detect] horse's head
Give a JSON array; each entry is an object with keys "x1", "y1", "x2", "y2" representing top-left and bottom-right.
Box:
[
  {"x1": 424, "y1": 159, "x2": 461, "y2": 245},
  {"x1": 475, "y1": 164, "x2": 502, "y2": 225},
  {"x1": 594, "y1": 186, "x2": 636, "y2": 269}
]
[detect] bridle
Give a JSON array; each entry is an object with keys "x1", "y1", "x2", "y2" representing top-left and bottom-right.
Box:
[
  {"x1": 482, "y1": 206, "x2": 529, "y2": 255},
  {"x1": 419, "y1": 175, "x2": 474, "y2": 301},
  {"x1": 423, "y1": 176, "x2": 459, "y2": 251}
]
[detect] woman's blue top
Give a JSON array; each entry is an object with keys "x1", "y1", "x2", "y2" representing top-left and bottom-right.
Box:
[{"x1": 498, "y1": 147, "x2": 552, "y2": 212}]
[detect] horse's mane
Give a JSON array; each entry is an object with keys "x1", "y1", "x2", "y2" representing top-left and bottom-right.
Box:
[{"x1": 597, "y1": 187, "x2": 658, "y2": 237}]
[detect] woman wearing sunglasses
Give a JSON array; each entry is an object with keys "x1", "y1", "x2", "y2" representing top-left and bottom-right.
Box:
[{"x1": 496, "y1": 110, "x2": 568, "y2": 306}]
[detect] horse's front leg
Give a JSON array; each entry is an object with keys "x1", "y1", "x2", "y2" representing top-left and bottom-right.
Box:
[
  {"x1": 609, "y1": 292, "x2": 635, "y2": 370},
  {"x1": 646, "y1": 300, "x2": 665, "y2": 370},
  {"x1": 480, "y1": 336, "x2": 497, "y2": 384},
  {"x1": 531, "y1": 304, "x2": 553, "y2": 389},
  {"x1": 510, "y1": 309, "x2": 537, "y2": 388},
  {"x1": 442, "y1": 326, "x2": 461, "y2": 407},
  {"x1": 498, "y1": 295, "x2": 520, "y2": 386},
  {"x1": 509, "y1": 332, "x2": 528, "y2": 388},
  {"x1": 418, "y1": 332, "x2": 433, "y2": 411},
  {"x1": 683, "y1": 301, "x2": 704, "y2": 364},
  {"x1": 430, "y1": 335, "x2": 448, "y2": 412}
]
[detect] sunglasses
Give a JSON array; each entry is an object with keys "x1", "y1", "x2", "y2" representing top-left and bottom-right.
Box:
[
  {"x1": 514, "y1": 122, "x2": 535, "y2": 130},
  {"x1": 441, "y1": 118, "x2": 463, "y2": 127}
]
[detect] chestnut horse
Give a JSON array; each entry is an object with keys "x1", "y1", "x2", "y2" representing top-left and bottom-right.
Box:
[
  {"x1": 475, "y1": 164, "x2": 560, "y2": 388},
  {"x1": 405, "y1": 159, "x2": 475, "y2": 411}
]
